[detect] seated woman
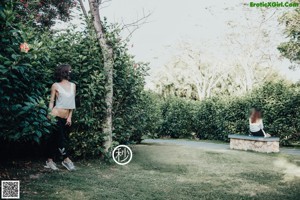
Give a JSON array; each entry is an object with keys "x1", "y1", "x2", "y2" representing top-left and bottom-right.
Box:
[{"x1": 249, "y1": 108, "x2": 271, "y2": 137}]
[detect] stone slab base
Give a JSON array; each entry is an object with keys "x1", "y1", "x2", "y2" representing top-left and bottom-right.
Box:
[{"x1": 230, "y1": 138, "x2": 279, "y2": 153}]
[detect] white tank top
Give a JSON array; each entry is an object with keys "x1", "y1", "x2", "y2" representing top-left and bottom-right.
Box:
[
  {"x1": 249, "y1": 118, "x2": 264, "y2": 132},
  {"x1": 54, "y1": 82, "x2": 76, "y2": 109}
]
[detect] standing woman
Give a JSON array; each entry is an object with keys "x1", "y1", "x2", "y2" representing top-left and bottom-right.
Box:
[
  {"x1": 45, "y1": 64, "x2": 76, "y2": 171},
  {"x1": 249, "y1": 107, "x2": 271, "y2": 137}
]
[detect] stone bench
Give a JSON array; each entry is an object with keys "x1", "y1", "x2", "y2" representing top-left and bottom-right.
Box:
[{"x1": 228, "y1": 134, "x2": 280, "y2": 153}]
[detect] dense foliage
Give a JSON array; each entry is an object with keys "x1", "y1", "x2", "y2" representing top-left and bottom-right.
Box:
[
  {"x1": 278, "y1": 0, "x2": 300, "y2": 68},
  {"x1": 157, "y1": 81, "x2": 300, "y2": 145},
  {"x1": 0, "y1": 0, "x2": 76, "y2": 29},
  {"x1": 0, "y1": 2, "x2": 149, "y2": 159},
  {"x1": 0, "y1": 2, "x2": 53, "y2": 144}
]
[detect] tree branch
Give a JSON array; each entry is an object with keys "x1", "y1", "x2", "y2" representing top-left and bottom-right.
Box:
[
  {"x1": 78, "y1": 0, "x2": 88, "y2": 19},
  {"x1": 119, "y1": 9, "x2": 152, "y2": 40}
]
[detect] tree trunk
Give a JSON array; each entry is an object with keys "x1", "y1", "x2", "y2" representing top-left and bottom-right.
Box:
[
  {"x1": 243, "y1": 64, "x2": 253, "y2": 92},
  {"x1": 88, "y1": 0, "x2": 113, "y2": 153},
  {"x1": 194, "y1": 79, "x2": 202, "y2": 101}
]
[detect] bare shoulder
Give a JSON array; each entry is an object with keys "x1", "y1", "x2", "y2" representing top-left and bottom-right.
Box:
[
  {"x1": 51, "y1": 82, "x2": 58, "y2": 89},
  {"x1": 71, "y1": 82, "x2": 76, "y2": 93},
  {"x1": 69, "y1": 81, "x2": 75, "y2": 85},
  {"x1": 71, "y1": 82, "x2": 76, "y2": 88}
]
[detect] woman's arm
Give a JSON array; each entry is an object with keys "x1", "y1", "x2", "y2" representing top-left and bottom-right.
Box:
[
  {"x1": 67, "y1": 110, "x2": 73, "y2": 119},
  {"x1": 260, "y1": 120, "x2": 270, "y2": 137},
  {"x1": 47, "y1": 84, "x2": 56, "y2": 119},
  {"x1": 260, "y1": 119, "x2": 264, "y2": 130},
  {"x1": 66, "y1": 83, "x2": 76, "y2": 125},
  {"x1": 66, "y1": 109, "x2": 73, "y2": 125},
  {"x1": 49, "y1": 84, "x2": 56, "y2": 109}
]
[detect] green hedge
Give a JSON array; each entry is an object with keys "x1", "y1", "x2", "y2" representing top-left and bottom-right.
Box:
[
  {"x1": 0, "y1": 4, "x2": 54, "y2": 144},
  {"x1": 159, "y1": 97, "x2": 194, "y2": 138},
  {"x1": 157, "y1": 81, "x2": 300, "y2": 145},
  {"x1": 0, "y1": 4, "x2": 148, "y2": 159}
]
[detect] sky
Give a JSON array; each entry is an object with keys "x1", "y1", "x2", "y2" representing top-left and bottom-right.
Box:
[{"x1": 54, "y1": 0, "x2": 300, "y2": 86}]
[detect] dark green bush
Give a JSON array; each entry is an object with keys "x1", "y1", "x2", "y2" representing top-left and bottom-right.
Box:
[
  {"x1": 39, "y1": 30, "x2": 107, "y2": 158},
  {"x1": 159, "y1": 97, "x2": 194, "y2": 138},
  {"x1": 249, "y1": 82, "x2": 300, "y2": 145},
  {"x1": 217, "y1": 97, "x2": 252, "y2": 141},
  {"x1": 191, "y1": 98, "x2": 223, "y2": 140},
  {"x1": 0, "y1": 3, "x2": 54, "y2": 144},
  {"x1": 132, "y1": 90, "x2": 163, "y2": 140},
  {"x1": 0, "y1": 3, "x2": 149, "y2": 158},
  {"x1": 155, "y1": 81, "x2": 300, "y2": 145}
]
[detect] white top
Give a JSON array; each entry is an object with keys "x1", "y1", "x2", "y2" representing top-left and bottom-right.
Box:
[
  {"x1": 249, "y1": 118, "x2": 264, "y2": 132},
  {"x1": 54, "y1": 82, "x2": 76, "y2": 109}
]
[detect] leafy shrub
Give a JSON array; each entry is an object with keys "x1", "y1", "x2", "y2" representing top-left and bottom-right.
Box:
[
  {"x1": 130, "y1": 90, "x2": 163, "y2": 140},
  {"x1": 249, "y1": 82, "x2": 300, "y2": 145},
  {"x1": 0, "y1": 3, "x2": 54, "y2": 144},
  {"x1": 155, "y1": 81, "x2": 300, "y2": 145},
  {"x1": 191, "y1": 98, "x2": 222, "y2": 140},
  {"x1": 0, "y1": 3, "x2": 150, "y2": 158},
  {"x1": 159, "y1": 97, "x2": 194, "y2": 138}
]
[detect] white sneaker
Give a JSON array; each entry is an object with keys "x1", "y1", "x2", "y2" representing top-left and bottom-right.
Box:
[
  {"x1": 44, "y1": 161, "x2": 59, "y2": 170},
  {"x1": 62, "y1": 160, "x2": 76, "y2": 171}
]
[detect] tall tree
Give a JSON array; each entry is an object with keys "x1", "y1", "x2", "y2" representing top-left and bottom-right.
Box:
[
  {"x1": 151, "y1": 42, "x2": 283, "y2": 100},
  {"x1": 224, "y1": 6, "x2": 281, "y2": 92},
  {"x1": 78, "y1": 0, "x2": 150, "y2": 154},
  {"x1": 152, "y1": 46, "x2": 230, "y2": 100},
  {"x1": 79, "y1": 0, "x2": 113, "y2": 153},
  {"x1": 278, "y1": 0, "x2": 300, "y2": 69}
]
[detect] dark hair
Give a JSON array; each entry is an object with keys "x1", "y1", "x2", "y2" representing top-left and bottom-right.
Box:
[
  {"x1": 250, "y1": 107, "x2": 262, "y2": 123},
  {"x1": 55, "y1": 64, "x2": 71, "y2": 81}
]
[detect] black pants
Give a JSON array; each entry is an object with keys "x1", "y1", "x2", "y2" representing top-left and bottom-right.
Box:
[
  {"x1": 250, "y1": 129, "x2": 264, "y2": 137},
  {"x1": 45, "y1": 116, "x2": 70, "y2": 160}
]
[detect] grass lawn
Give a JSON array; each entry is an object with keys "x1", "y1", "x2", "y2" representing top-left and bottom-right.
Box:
[{"x1": 1, "y1": 142, "x2": 300, "y2": 200}]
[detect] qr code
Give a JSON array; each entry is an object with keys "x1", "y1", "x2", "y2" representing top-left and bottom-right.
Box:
[{"x1": 1, "y1": 180, "x2": 20, "y2": 199}]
